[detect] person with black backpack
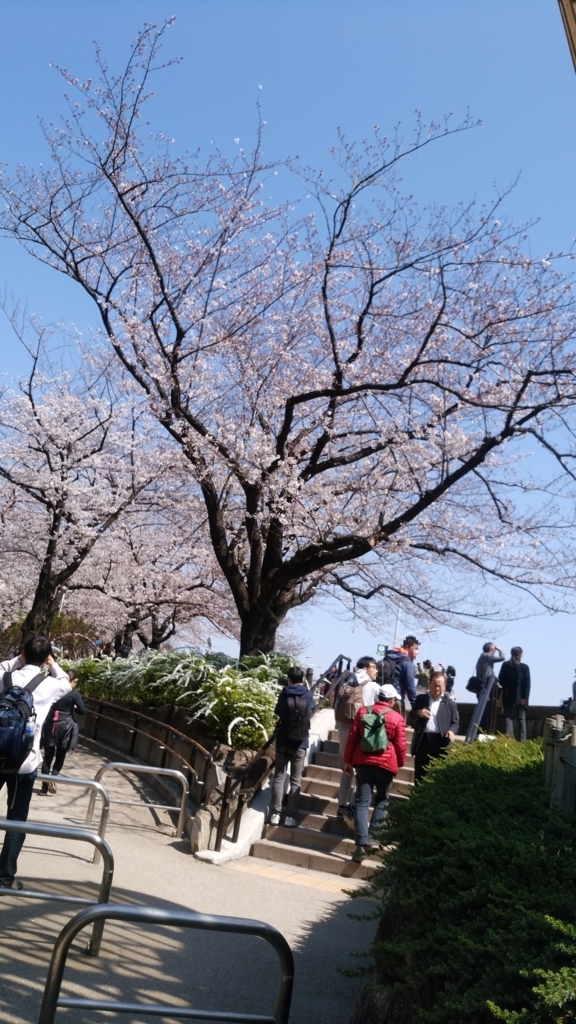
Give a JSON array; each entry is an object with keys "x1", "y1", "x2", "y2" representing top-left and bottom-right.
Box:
[
  {"x1": 0, "y1": 636, "x2": 71, "y2": 889},
  {"x1": 268, "y1": 667, "x2": 314, "y2": 828}
]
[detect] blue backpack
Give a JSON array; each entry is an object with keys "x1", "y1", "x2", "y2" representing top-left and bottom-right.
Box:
[{"x1": 0, "y1": 671, "x2": 42, "y2": 774}]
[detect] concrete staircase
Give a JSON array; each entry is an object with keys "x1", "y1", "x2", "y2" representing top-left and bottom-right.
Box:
[{"x1": 251, "y1": 728, "x2": 415, "y2": 879}]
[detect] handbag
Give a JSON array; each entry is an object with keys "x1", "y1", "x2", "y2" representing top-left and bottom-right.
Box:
[{"x1": 466, "y1": 676, "x2": 483, "y2": 695}]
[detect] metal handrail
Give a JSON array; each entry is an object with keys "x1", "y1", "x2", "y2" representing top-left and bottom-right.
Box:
[
  {"x1": 35, "y1": 774, "x2": 110, "y2": 863},
  {"x1": 212, "y1": 733, "x2": 278, "y2": 853},
  {"x1": 0, "y1": 819, "x2": 113, "y2": 956},
  {"x1": 37, "y1": 902, "x2": 294, "y2": 1024},
  {"x1": 85, "y1": 763, "x2": 189, "y2": 858},
  {"x1": 85, "y1": 705, "x2": 199, "y2": 778},
  {"x1": 84, "y1": 697, "x2": 212, "y2": 758},
  {"x1": 465, "y1": 676, "x2": 496, "y2": 743},
  {"x1": 309, "y1": 654, "x2": 352, "y2": 697}
]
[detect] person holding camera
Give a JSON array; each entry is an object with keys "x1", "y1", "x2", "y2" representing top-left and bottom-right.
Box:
[{"x1": 0, "y1": 637, "x2": 70, "y2": 889}]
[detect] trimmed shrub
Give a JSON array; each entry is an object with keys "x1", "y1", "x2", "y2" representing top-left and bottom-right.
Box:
[
  {"x1": 71, "y1": 650, "x2": 297, "y2": 749},
  {"x1": 358, "y1": 737, "x2": 576, "y2": 1024}
]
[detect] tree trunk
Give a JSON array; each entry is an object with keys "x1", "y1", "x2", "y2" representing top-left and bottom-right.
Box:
[
  {"x1": 239, "y1": 611, "x2": 281, "y2": 657},
  {"x1": 21, "y1": 589, "x2": 62, "y2": 643}
]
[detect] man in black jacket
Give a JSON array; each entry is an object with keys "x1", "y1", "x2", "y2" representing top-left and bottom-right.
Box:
[
  {"x1": 409, "y1": 671, "x2": 460, "y2": 782},
  {"x1": 499, "y1": 647, "x2": 530, "y2": 742}
]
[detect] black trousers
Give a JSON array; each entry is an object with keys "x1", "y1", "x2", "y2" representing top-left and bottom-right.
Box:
[
  {"x1": 414, "y1": 733, "x2": 450, "y2": 783},
  {"x1": 0, "y1": 770, "x2": 37, "y2": 884},
  {"x1": 42, "y1": 747, "x2": 67, "y2": 776}
]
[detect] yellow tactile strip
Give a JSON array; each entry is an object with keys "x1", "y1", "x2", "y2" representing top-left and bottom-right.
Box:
[{"x1": 225, "y1": 857, "x2": 368, "y2": 894}]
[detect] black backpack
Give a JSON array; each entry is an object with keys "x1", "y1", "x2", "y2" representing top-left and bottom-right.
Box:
[
  {"x1": 277, "y1": 691, "x2": 311, "y2": 748},
  {"x1": 0, "y1": 671, "x2": 43, "y2": 775},
  {"x1": 378, "y1": 657, "x2": 398, "y2": 688}
]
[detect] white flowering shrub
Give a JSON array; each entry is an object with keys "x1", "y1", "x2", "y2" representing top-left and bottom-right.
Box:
[{"x1": 73, "y1": 650, "x2": 299, "y2": 749}]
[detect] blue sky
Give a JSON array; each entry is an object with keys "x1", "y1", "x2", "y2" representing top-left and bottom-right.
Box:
[{"x1": 1, "y1": 1, "x2": 575, "y2": 703}]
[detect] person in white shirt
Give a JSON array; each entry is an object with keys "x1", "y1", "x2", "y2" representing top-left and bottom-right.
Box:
[
  {"x1": 357, "y1": 657, "x2": 380, "y2": 707},
  {"x1": 409, "y1": 671, "x2": 459, "y2": 783},
  {"x1": 0, "y1": 636, "x2": 70, "y2": 889}
]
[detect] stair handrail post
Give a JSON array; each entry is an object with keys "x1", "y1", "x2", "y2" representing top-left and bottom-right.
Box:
[{"x1": 214, "y1": 774, "x2": 233, "y2": 852}]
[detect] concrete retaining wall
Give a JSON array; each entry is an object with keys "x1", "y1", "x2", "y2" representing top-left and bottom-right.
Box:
[{"x1": 456, "y1": 703, "x2": 564, "y2": 739}]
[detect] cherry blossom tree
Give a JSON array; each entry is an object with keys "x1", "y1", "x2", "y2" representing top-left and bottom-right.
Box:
[
  {"x1": 0, "y1": 317, "x2": 161, "y2": 640},
  {"x1": 68, "y1": 490, "x2": 238, "y2": 651},
  {"x1": 3, "y1": 22, "x2": 576, "y2": 654}
]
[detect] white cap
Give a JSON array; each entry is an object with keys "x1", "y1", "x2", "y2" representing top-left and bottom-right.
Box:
[{"x1": 378, "y1": 684, "x2": 398, "y2": 701}]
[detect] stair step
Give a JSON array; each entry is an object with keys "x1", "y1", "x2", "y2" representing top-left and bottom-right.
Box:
[
  {"x1": 266, "y1": 824, "x2": 357, "y2": 856},
  {"x1": 296, "y1": 811, "x2": 351, "y2": 835},
  {"x1": 328, "y1": 730, "x2": 339, "y2": 742},
  {"x1": 314, "y1": 751, "x2": 341, "y2": 769},
  {"x1": 304, "y1": 764, "x2": 342, "y2": 784},
  {"x1": 300, "y1": 792, "x2": 340, "y2": 814},
  {"x1": 299, "y1": 791, "x2": 407, "y2": 815},
  {"x1": 251, "y1": 839, "x2": 380, "y2": 879},
  {"x1": 302, "y1": 777, "x2": 339, "y2": 798},
  {"x1": 321, "y1": 739, "x2": 339, "y2": 755},
  {"x1": 390, "y1": 778, "x2": 413, "y2": 797},
  {"x1": 306, "y1": 761, "x2": 414, "y2": 785}
]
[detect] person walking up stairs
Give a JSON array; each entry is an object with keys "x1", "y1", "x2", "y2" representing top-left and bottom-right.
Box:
[
  {"x1": 268, "y1": 668, "x2": 314, "y2": 828},
  {"x1": 343, "y1": 684, "x2": 406, "y2": 862},
  {"x1": 253, "y1": 701, "x2": 415, "y2": 879}
]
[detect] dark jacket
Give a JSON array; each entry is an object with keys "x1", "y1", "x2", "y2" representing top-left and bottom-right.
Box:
[
  {"x1": 274, "y1": 684, "x2": 314, "y2": 750},
  {"x1": 409, "y1": 692, "x2": 459, "y2": 756},
  {"x1": 344, "y1": 701, "x2": 406, "y2": 774},
  {"x1": 41, "y1": 689, "x2": 86, "y2": 752},
  {"x1": 386, "y1": 650, "x2": 417, "y2": 704},
  {"x1": 498, "y1": 660, "x2": 530, "y2": 706}
]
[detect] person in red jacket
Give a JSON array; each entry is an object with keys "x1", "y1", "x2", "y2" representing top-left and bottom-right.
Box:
[{"x1": 344, "y1": 683, "x2": 407, "y2": 862}]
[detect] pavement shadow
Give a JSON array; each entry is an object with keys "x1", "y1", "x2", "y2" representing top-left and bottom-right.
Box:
[{"x1": 0, "y1": 874, "x2": 375, "y2": 1024}]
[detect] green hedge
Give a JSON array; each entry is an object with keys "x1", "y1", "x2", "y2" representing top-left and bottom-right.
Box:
[
  {"x1": 70, "y1": 650, "x2": 297, "y2": 750},
  {"x1": 360, "y1": 737, "x2": 576, "y2": 1024}
]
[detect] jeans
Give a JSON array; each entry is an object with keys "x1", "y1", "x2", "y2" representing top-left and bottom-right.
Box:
[
  {"x1": 270, "y1": 745, "x2": 307, "y2": 816},
  {"x1": 353, "y1": 765, "x2": 394, "y2": 848},
  {"x1": 337, "y1": 723, "x2": 354, "y2": 807},
  {"x1": 504, "y1": 704, "x2": 527, "y2": 742},
  {"x1": 0, "y1": 770, "x2": 37, "y2": 884}
]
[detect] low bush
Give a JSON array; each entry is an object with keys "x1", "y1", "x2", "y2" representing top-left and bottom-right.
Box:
[
  {"x1": 359, "y1": 737, "x2": 576, "y2": 1024},
  {"x1": 71, "y1": 649, "x2": 297, "y2": 749}
]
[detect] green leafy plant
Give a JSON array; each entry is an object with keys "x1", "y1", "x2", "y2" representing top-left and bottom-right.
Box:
[{"x1": 356, "y1": 737, "x2": 576, "y2": 1024}]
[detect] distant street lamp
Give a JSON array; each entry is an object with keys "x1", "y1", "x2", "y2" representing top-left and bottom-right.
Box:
[{"x1": 558, "y1": 0, "x2": 576, "y2": 72}]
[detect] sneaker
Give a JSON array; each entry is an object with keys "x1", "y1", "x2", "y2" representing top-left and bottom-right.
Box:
[
  {"x1": 284, "y1": 816, "x2": 298, "y2": 828},
  {"x1": 0, "y1": 879, "x2": 23, "y2": 890},
  {"x1": 40, "y1": 782, "x2": 49, "y2": 795},
  {"x1": 337, "y1": 806, "x2": 355, "y2": 831},
  {"x1": 269, "y1": 813, "x2": 281, "y2": 826},
  {"x1": 351, "y1": 846, "x2": 378, "y2": 863},
  {"x1": 47, "y1": 780, "x2": 57, "y2": 794}
]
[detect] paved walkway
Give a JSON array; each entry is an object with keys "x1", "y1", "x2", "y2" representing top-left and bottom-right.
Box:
[{"x1": 0, "y1": 745, "x2": 375, "y2": 1024}]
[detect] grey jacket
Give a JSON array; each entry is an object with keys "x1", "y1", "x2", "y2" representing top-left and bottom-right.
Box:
[{"x1": 475, "y1": 649, "x2": 505, "y2": 683}]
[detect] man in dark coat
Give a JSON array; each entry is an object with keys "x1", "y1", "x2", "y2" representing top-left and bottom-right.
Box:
[
  {"x1": 409, "y1": 670, "x2": 459, "y2": 782},
  {"x1": 499, "y1": 647, "x2": 530, "y2": 742}
]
